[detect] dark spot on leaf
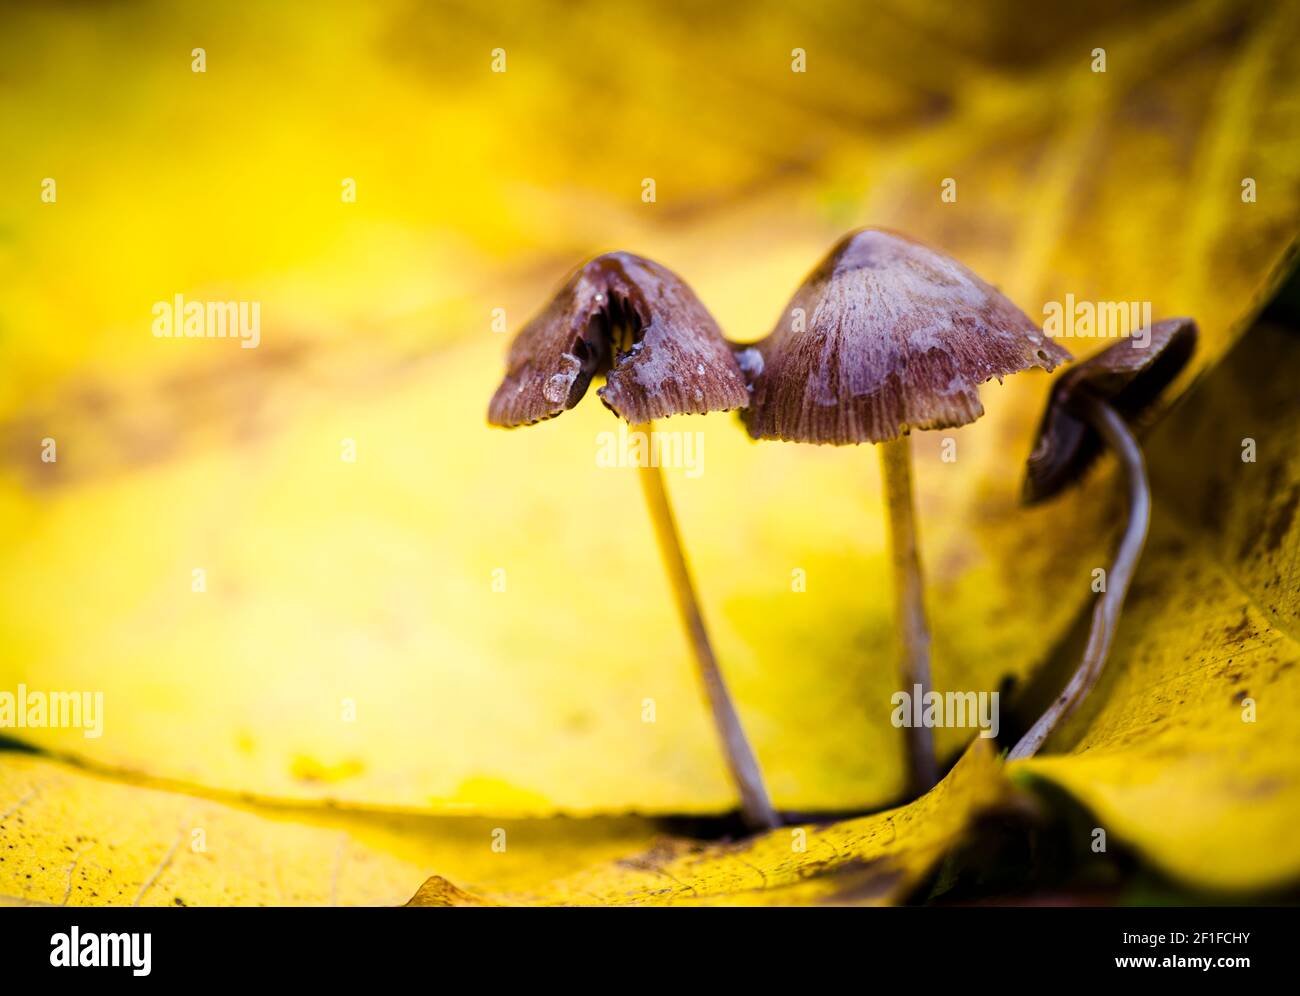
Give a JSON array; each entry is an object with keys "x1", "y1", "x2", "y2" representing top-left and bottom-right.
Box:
[
  {"x1": 1263, "y1": 485, "x2": 1298, "y2": 553},
  {"x1": 1222, "y1": 611, "x2": 1252, "y2": 645}
]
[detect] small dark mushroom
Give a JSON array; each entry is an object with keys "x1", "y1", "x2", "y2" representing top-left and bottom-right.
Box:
[
  {"x1": 489, "y1": 252, "x2": 748, "y2": 426},
  {"x1": 488, "y1": 251, "x2": 778, "y2": 829},
  {"x1": 741, "y1": 228, "x2": 1070, "y2": 793},
  {"x1": 1008, "y1": 317, "x2": 1197, "y2": 760}
]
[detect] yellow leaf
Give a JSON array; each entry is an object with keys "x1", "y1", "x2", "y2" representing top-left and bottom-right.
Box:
[
  {"x1": 406, "y1": 738, "x2": 1016, "y2": 906},
  {"x1": 0, "y1": 751, "x2": 658, "y2": 906},
  {"x1": 2, "y1": 0, "x2": 1299, "y2": 817}
]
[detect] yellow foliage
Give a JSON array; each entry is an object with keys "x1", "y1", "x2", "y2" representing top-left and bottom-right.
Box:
[
  {"x1": 0, "y1": 0, "x2": 1294, "y2": 904},
  {"x1": 0, "y1": 753, "x2": 657, "y2": 906},
  {"x1": 1, "y1": 1, "x2": 1299, "y2": 830},
  {"x1": 407, "y1": 738, "x2": 1014, "y2": 906}
]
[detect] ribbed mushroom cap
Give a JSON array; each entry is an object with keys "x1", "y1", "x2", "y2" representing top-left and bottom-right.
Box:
[
  {"x1": 740, "y1": 229, "x2": 1071, "y2": 445},
  {"x1": 1023, "y1": 317, "x2": 1197, "y2": 503},
  {"x1": 488, "y1": 252, "x2": 749, "y2": 427}
]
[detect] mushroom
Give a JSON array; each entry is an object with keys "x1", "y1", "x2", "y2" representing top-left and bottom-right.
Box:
[
  {"x1": 488, "y1": 251, "x2": 779, "y2": 829},
  {"x1": 740, "y1": 228, "x2": 1070, "y2": 793},
  {"x1": 1007, "y1": 317, "x2": 1197, "y2": 760}
]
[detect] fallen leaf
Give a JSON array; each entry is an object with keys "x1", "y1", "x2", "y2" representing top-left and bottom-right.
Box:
[
  {"x1": 2, "y1": 0, "x2": 1298, "y2": 818},
  {"x1": 0, "y1": 751, "x2": 658, "y2": 906},
  {"x1": 406, "y1": 738, "x2": 1017, "y2": 906}
]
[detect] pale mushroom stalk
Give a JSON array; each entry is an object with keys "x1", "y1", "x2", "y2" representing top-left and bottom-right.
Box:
[
  {"x1": 879, "y1": 435, "x2": 939, "y2": 792},
  {"x1": 1008, "y1": 394, "x2": 1149, "y2": 759},
  {"x1": 635, "y1": 420, "x2": 779, "y2": 830}
]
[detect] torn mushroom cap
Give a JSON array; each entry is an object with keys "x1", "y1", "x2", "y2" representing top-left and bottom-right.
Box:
[
  {"x1": 740, "y1": 228, "x2": 1071, "y2": 445},
  {"x1": 1024, "y1": 317, "x2": 1198, "y2": 503},
  {"x1": 488, "y1": 252, "x2": 749, "y2": 427}
]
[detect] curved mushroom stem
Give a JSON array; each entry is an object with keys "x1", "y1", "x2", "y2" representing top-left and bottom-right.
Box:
[
  {"x1": 633, "y1": 421, "x2": 779, "y2": 830},
  {"x1": 879, "y1": 435, "x2": 939, "y2": 794},
  {"x1": 1007, "y1": 395, "x2": 1150, "y2": 761}
]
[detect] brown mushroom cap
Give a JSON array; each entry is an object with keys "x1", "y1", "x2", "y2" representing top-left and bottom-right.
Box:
[
  {"x1": 740, "y1": 228, "x2": 1071, "y2": 445},
  {"x1": 488, "y1": 252, "x2": 749, "y2": 427},
  {"x1": 1023, "y1": 317, "x2": 1198, "y2": 503}
]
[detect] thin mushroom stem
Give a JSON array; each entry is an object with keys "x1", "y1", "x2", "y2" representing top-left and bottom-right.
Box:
[
  {"x1": 1008, "y1": 395, "x2": 1150, "y2": 760},
  {"x1": 879, "y1": 434, "x2": 939, "y2": 793},
  {"x1": 633, "y1": 421, "x2": 779, "y2": 830}
]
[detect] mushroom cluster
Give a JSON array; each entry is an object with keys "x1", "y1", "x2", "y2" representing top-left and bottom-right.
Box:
[{"x1": 487, "y1": 230, "x2": 1193, "y2": 822}]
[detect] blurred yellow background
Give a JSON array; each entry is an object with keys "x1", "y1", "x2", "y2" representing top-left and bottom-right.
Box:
[{"x1": 1, "y1": 0, "x2": 1297, "y2": 820}]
